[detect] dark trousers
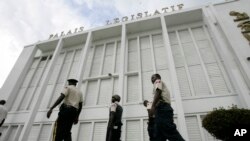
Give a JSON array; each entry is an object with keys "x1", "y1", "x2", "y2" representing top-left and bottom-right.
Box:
[
  {"x1": 53, "y1": 104, "x2": 77, "y2": 141},
  {"x1": 154, "y1": 102, "x2": 185, "y2": 141},
  {"x1": 106, "y1": 126, "x2": 122, "y2": 141},
  {"x1": 148, "y1": 118, "x2": 155, "y2": 141}
]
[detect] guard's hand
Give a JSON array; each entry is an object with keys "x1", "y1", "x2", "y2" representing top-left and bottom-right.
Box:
[
  {"x1": 47, "y1": 109, "x2": 53, "y2": 118},
  {"x1": 149, "y1": 107, "x2": 155, "y2": 117},
  {"x1": 73, "y1": 117, "x2": 79, "y2": 124},
  {"x1": 146, "y1": 102, "x2": 152, "y2": 110}
]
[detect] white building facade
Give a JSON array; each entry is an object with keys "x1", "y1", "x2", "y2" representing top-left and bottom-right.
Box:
[{"x1": 1, "y1": 0, "x2": 250, "y2": 140}]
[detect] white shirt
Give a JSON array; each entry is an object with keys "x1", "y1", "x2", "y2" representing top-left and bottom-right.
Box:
[
  {"x1": 0, "y1": 105, "x2": 7, "y2": 123},
  {"x1": 61, "y1": 85, "x2": 83, "y2": 109}
]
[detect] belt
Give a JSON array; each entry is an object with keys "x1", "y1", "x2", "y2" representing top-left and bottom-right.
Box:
[{"x1": 61, "y1": 103, "x2": 77, "y2": 110}]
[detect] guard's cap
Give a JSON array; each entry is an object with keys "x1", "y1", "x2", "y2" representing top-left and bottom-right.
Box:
[
  {"x1": 112, "y1": 95, "x2": 121, "y2": 102},
  {"x1": 67, "y1": 79, "x2": 78, "y2": 84}
]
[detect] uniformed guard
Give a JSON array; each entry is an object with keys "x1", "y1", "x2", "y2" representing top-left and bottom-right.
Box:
[
  {"x1": 106, "y1": 95, "x2": 123, "y2": 141},
  {"x1": 150, "y1": 74, "x2": 185, "y2": 141},
  {"x1": 0, "y1": 100, "x2": 7, "y2": 137},
  {"x1": 47, "y1": 79, "x2": 83, "y2": 141}
]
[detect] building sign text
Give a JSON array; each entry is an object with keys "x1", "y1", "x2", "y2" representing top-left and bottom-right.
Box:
[{"x1": 106, "y1": 4, "x2": 184, "y2": 25}]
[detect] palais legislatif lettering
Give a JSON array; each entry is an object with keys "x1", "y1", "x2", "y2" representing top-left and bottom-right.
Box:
[
  {"x1": 106, "y1": 4, "x2": 184, "y2": 25},
  {"x1": 49, "y1": 4, "x2": 184, "y2": 39},
  {"x1": 49, "y1": 26, "x2": 84, "y2": 39}
]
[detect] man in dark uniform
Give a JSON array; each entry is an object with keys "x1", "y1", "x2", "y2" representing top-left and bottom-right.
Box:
[
  {"x1": 143, "y1": 100, "x2": 155, "y2": 141},
  {"x1": 150, "y1": 74, "x2": 185, "y2": 141},
  {"x1": 106, "y1": 95, "x2": 123, "y2": 141},
  {"x1": 0, "y1": 100, "x2": 7, "y2": 137},
  {"x1": 47, "y1": 79, "x2": 83, "y2": 141}
]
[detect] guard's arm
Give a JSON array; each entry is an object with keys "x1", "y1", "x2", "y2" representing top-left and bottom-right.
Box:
[
  {"x1": 77, "y1": 102, "x2": 83, "y2": 117},
  {"x1": 109, "y1": 111, "x2": 115, "y2": 128},
  {"x1": 150, "y1": 89, "x2": 162, "y2": 117},
  {"x1": 143, "y1": 100, "x2": 152, "y2": 119},
  {"x1": 108, "y1": 103, "x2": 117, "y2": 128},
  {"x1": 0, "y1": 119, "x2": 5, "y2": 127},
  {"x1": 47, "y1": 94, "x2": 65, "y2": 118},
  {"x1": 74, "y1": 102, "x2": 83, "y2": 124}
]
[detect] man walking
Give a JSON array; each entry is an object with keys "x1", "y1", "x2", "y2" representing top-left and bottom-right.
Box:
[
  {"x1": 106, "y1": 95, "x2": 123, "y2": 141},
  {"x1": 143, "y1": 100, "x2": 155, "y2": 141},
  {"x1": 47, "y1": 79, "x2": 83, "y2": 141},
  {"x1": 0, "y1": 100, "x2": 7, "y2": 137},
  {"x1": 150, "y1": 74, "x2": 185, "y2": 141}
]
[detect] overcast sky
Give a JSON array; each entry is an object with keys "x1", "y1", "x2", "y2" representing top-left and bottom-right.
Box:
[{"x1": 0, "y1": 0, "x2": 225, "y2": 88}]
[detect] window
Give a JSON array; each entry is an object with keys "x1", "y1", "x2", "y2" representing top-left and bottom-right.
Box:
[
  {"x1": 185, "y1": 114, "x2": 221, "y2": 141},
  {"x1": 1, "y1": 124, "x2": 24, "y2": 141},
  {"x1": 98, "y1": 79, "x2": 112, "y2": 105},
  {"x1": 90, "y1": 45, "x2": 103, "y2": 77},
  {"x1": 186, "y1": 116, "x2": 202, "y2": 141},
  {"x1": 126, "y1": 75, "x2": 139, "y2": 103},
  {"x1": 127, "y1": 39, "x2": 138, "y2": 72},
  {"x1": 44, "y1": 49, "x2": 82, "y2": 109},
  {"x1": 126, "y1": 120, "x2": 141, "y2": 141},
  {"x1": 126, "y1": 33, "x2": 172, "y2": 103},
  {"x1": 93, "y1": 122, "x2": 107, "y2": 141},
  {"x1": 169, "y1": 26, "x2": 232, "y2": 97},
  {"x1": 11, "y1": 55, "x2": 52, "y2": 111},
  {"x1": 77, "y1": 122, "x2": 92, "y2": 141},
  {"x1": 83, "y1": 40, "x2": 120, "y2": 107},
  {"x1": 27, "y1": 123, "x2": 52, "y2": 141}
]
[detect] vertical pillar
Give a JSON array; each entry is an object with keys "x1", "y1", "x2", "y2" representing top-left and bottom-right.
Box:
[
  {"x1": 209, "y1": 4, "x2": 250, "y2": 87},
  {"x1": 203, "y1": 6, "x2": 250, "y2": 108},
  {"x1": 137, "y1": 36, "x2": 143, "y2": 102},
  {"x1": 76, "y1": 32, "x2": 92, "y2": 88},
  {"x1": 19, "y1": 38, "x2": 64, "y2": 141},
  {"x1": 1, "y1": 45, "x2": 37, "y2": 110},
  {"x1": 118, "y1": 24, "x2": 126, "y2": 104},
  {"x1": 160, "y1": 16, "x2": 189, "y2": 140},
  {"x1": 149, "y1": 35, "x2": 157, "y2": 74}
]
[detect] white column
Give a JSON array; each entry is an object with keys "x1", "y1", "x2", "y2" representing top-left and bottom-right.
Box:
[
  {"x1": 118, "y1": 24, "x2": 126, "y2": 105},
  {"x1": 175, "y1": 31, "x2": 196, "y2": 96},
  {"x1": 137, "y1": 36, "x2": 143, "y2": 102},
  {"x1": 1, "y1": 45, "x2": 37, "y2": 110},
  {"x1": 46, "y1": 52, "x2": 67, "y2": 109},
  {"x1": 160, "y1": 16, "x2": 189, "y2": 140},
  {"x1": 19, "y1": 38, "x2": 64, "y2": 141},
  {"x1": 149, "y1": 34, "x2": 157, "y2": 74},
  {"x1": 197, "y1": 115, "x2": 206, "y2": 141},
  {"x1": 209, "y1": 4, "x2": 250, "y2": 87},
  {"x1": 112, "y1": 41, "x2": 118, "y2": 74},
  {"x1": 76, "y1": 32, "x2": 93, "y2": 88},
  {"x1": 203, "y1": 6, "x2": 250, "y2": 108}
]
